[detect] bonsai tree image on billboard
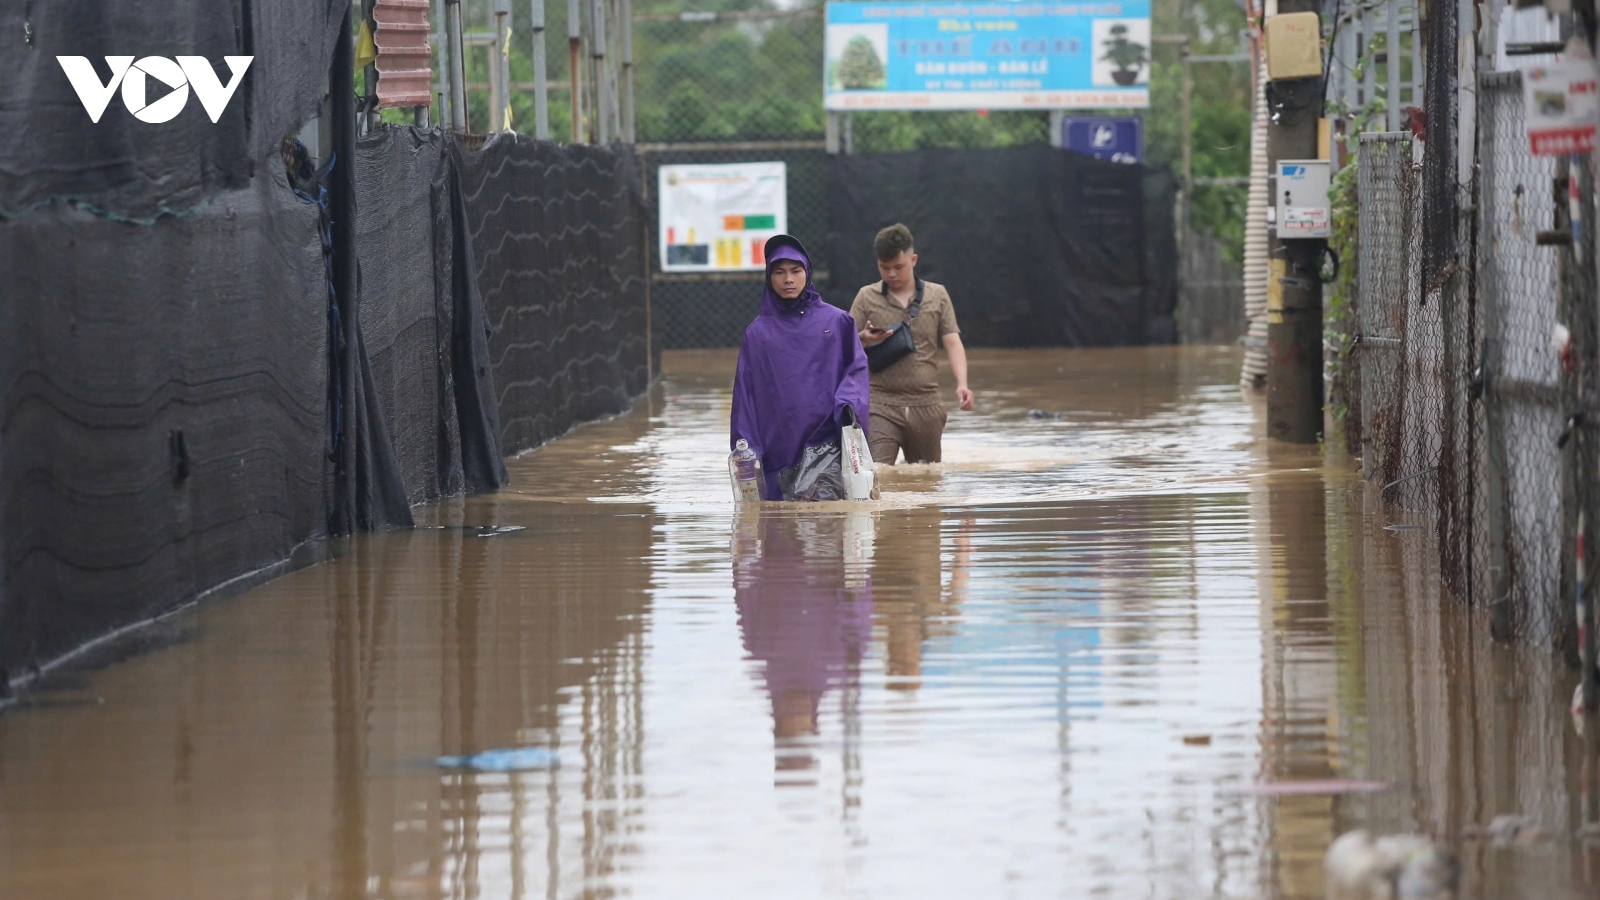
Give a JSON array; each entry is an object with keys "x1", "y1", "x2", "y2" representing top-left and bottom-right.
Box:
[
  {"x1": 1095, "y1": 21, "x2": 1148, "y2": 87},
  {"x1": 827, "y1": 24, "x2": 889, "y2": 91}
]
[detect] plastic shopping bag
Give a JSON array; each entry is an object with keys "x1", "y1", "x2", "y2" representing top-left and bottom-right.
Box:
[
  {"x1": 841, "y1": 418, "x2": 875, "y2": 501},
  {"x1": 778, "y1": 442, "x2": 848, "y2": 501}
]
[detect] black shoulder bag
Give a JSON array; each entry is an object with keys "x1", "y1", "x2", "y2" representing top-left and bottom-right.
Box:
[{"x1": 864, "y1": 281, "x2": 924, "y2": 374}]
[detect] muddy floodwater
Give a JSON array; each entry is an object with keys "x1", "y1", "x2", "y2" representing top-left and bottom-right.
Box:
[{"x1": 5, "y1": 347, "x2": 1600, "y2": 899}]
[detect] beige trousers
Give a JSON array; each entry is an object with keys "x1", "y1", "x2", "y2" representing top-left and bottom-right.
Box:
[{"x1": 868, "y1": 402, "x2": 947, "y2": 464}]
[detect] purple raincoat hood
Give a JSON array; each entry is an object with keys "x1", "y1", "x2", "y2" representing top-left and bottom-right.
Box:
[{"x1": 730, "y1": 237, "x2": 870, "y2": 499}]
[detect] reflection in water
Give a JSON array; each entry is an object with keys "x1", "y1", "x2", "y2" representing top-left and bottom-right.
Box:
[
  {"x1": 1, "y1": 347, "x2": 1597, "y2": 898},
  {"x1": 733, "y1": 511, "x2": 873, "y2": 784}
]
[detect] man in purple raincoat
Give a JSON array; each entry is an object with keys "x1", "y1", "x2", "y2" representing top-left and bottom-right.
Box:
[{"x1": 731, "y1": 235, "x2": 871, "y2": 501}]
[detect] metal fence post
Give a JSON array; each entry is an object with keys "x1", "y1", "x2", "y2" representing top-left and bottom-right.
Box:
[
  {"x1": 569, "y1": 0, "x2": 583, "y2": 142},
  {"x1": 446, "y1": 0, "x2": 468, "y2": 132},
  {"x1": 591, "y1": 0, "x2": 609, "y2": 143},
  {"x1": 488, "y1": 5, "x2": 502, "y2": 131},
  {"x1": 620, "y1": 0, "x2": 634, "y2": 142},
  {"x1": 1386, "y1": 0, "x2": 1400, "y2": 131},
  {"x1": 532, "y1": 0, "x2": 550, "y2": 139}
]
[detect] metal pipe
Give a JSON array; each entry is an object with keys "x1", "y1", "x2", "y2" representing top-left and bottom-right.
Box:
[
  {"x1": 1179, "y1": 36, "x2": 1192, "y2": 244},
  {"x1": 591, "y1": 0, "x2": 610, "y2": 144},
  {"x1": 494, "y1": 0, "x2": 513, "y2": 132},
  {"x1": 1361, "y1": 6, "x2": 1375, "y2": 117},
  {"x1": 569, "y1": 0, "x2": 583, "y2": 142},
  {"x1": 488, "y1": 4, "x2": 503, "y2": 132},
  {"x1": 447, "y1": 0, "x2": 468, "y2": 131},
  {"x1": 1386, "y1": 0, "x2": 1400, "y2": 131},
  {"x1": 1336, "y1": 8, "x2": 1354, "y2": 119},
  {"x1": 620, "y1": 0, "x2": 634, "y2": 142},
  {"x1": 433, "y1": 0, "x2": 449, "y2": 125},
  {"x1": 532, "y1": 0, "x2": 550, "y2": 139},
  {"x1": 1409, "y1": 0, "x2": 1421, "y2": 114}
]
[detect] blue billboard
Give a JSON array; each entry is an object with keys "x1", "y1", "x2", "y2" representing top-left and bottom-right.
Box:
[
  {"x1": 824, "y1": 1, "x2": 1152, "y2": 111},
  {"x1": 1062, "y1": 115, "x2": 1143, "y2": 163}
]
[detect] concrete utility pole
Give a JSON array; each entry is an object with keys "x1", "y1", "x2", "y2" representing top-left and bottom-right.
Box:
[{"x1": 1265, "y1": 0, "x2": 1325, "y2": 444}]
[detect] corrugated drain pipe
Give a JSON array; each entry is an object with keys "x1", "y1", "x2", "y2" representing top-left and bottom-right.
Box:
[{"x1": 1240, "y1": 58, "x2": 1270, "y2": 391}]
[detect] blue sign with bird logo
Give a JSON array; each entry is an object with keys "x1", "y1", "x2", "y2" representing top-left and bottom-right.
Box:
[{"x1": 1062, "y1": 115, "x2": 1142, "y2": 163}]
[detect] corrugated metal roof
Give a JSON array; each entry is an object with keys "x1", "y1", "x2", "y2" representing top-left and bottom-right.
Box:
[{"x1": 374, "y1": 0, "x2": 433, "y2": 108}]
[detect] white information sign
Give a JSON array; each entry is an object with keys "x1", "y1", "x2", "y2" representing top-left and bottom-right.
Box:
[
  {"x1": 658, "y1": 162, "x2": 788, "y2": 273},
  {"x1": 1275, "y1": 159, "x2": 1330, "y2": 240},
  {"x1": 1523, "y1": 58, "x2": 1599, "y2": 156}
]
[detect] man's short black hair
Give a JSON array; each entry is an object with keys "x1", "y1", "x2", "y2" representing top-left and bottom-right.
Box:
[{"x1": 873, "y1": 223, "x2": 915, "y2": 261}]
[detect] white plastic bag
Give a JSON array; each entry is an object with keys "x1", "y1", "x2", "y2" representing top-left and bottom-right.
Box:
[{"x1": 841, "y1": 418, "x2": 875, "y2": 501}]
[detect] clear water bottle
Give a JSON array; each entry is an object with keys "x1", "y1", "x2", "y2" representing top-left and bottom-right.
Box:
[{"x1": 728, "y1": 439, "x2": 764, "y2": 503}]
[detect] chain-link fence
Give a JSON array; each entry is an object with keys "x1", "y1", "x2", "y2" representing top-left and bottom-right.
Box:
[
  {"x1": 1350, "y1": 66, "x2": 1600, "y2": 662},
  {"x1": 1177, "y1": 230, "x2": 1245, "y2": 343},
  {"x1": 1356, "y1": 133, "x2": 1419, "y2": 499},
  {"x1": 1475, "y1": 71, "x2": 1564, "y2": 643}
]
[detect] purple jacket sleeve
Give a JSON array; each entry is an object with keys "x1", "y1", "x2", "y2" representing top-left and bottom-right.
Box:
[{"x1": 731, "y1": 334, "x2": 762, "y2": 455}]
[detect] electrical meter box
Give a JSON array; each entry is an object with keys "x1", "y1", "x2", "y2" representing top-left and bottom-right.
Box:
[
  {"x1": 1275, "y1": 159, "x2": 1330, "y2": 239},
  {"x1": 1265, "y1": 12, "x2": 1323, "y2": 80}
]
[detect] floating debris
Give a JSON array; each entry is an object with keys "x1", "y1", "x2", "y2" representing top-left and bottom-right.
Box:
[
  {"x1": 474, "y1": 525, "x2": 526, "y2": 537},
  {"x1": 1463, "y1": 814, "x2": 1550, "y2": 848},
  {"x1": 431, "y1": 747, "x2": 559, "y2": 772},
  {"x1": 1181, "y1": 734, "x2": 1212, "y2": 746},
  {"x1": 1026, "y1": 409, "x2": 1062, "y2": 420},
  {"x1": 1326, "y1": 830, "x2": 1458, "y2": 900}
]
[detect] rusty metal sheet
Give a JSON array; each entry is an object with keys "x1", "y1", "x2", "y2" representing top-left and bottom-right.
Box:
[{"x1": 374, "y1": 0, "x2": 433, "y2": 108}]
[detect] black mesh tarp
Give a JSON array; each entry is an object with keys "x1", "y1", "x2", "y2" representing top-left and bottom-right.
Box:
[
  {"x1": 1142, "y1": 168, "x2": 1179, "y2": 344},
  {"x1": 0, "y1": 0, "x2": 343, "y2": 221},
  {"x1": 0, "y1": 165, "x2": 331, "y2": 673},
  {"x1": 355, "y1": 127, "x2": 457, "y2": 508},
  {"x1": 450, "y1": 134, "x2": 650, "y2": 453},
  {"x1": 825, "y1": 145, "x2": 1174, "y2": 347},
  {"x1": 1, "y1": 97, "x2": 654, "y2": 677}
]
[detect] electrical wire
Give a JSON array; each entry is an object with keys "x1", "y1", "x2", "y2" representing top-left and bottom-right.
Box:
[{"x1": 1320, "y1": 0, "x2": 1343, "y2": 106}]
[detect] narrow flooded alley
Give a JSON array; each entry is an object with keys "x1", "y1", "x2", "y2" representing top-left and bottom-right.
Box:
[{"x1": 3, "y1": 348, "x2": 1596, "y2": 899}]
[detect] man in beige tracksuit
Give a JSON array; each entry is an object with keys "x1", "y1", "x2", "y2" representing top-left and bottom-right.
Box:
[{"x1": 849, "y1": 224, "x2": 974, "y2": 465}]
